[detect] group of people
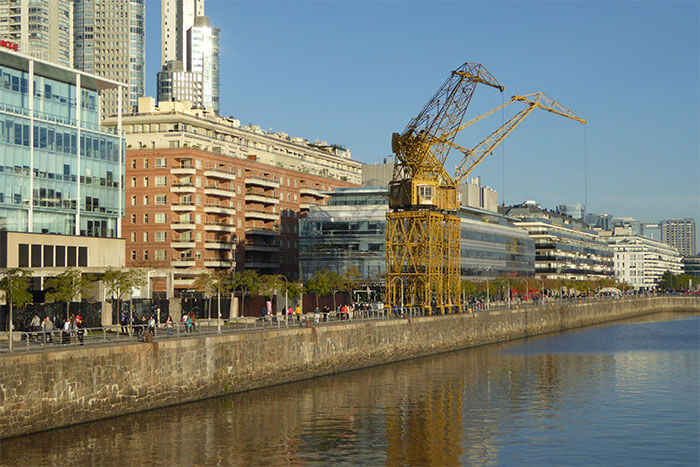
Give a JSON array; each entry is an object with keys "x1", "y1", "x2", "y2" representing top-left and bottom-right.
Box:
[{"x1": 27, "y1": 313, "x2": 85, "y2": 345}]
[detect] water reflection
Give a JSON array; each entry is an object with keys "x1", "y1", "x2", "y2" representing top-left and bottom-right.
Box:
[{"x1": 1, "y1": 312, "x2": 697, "y2": 466}]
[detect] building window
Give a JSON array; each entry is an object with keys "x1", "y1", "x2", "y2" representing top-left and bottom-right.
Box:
[
  {"x1": 155, "y1": 158, "x2": 167, "y2": 168},
  {"x1": 144, "y1": 213, "x2": 149, "y2": 224},
  {"x1": 130, "y1": 232, "x2": 135, "y2": 242},
  {"x1": 143, "y1": 159, "x2": 149, "y2": 169},
  {"x1": 155, "y1": 231, "x2": 167, "y2": 242},
  {"x1": 155, "y1": 213, "x2": 166, "y2": 224},
  {"x1": 155, "y1": 249, "x2": 167, "y2": 260},
  {"x1": 155, "y1": 176, "x2": 167, "y2": 186},
  {"x1": 131, "y1": 214, "x2": 136, "y2": 223},
  {"x1": 131, "y1": 250, "x2": 136, "y2": 260},
  {"x1": 131, "y1": 195, "x2": 136, "y2": 205},
  {"x1": 131, "y1": 159, "x2": 136, "y2": 169},
  {"x1": 144, "y1": 177, "x2": 149, "y2": 187},
  {"x1": 143, "y1": 250, "x2": 149, "y2": 260},
  {"x1": 131, "y1": 177, "x2": 136, "y2": 187},
  {"x1": 155, "y1": 194, "x2": 167, "y2": 205}
]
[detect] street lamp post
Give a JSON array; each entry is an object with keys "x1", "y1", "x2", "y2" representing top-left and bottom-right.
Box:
[{"x1": 276, "y1": 275, "x2": 288, "y2": 323}]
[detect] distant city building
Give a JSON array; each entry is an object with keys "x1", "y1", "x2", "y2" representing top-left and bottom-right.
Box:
[
  {"x1": 556, "y1": 203, "x2": 585, "y2": 220},
  {"x1": 500, "y1": 201, "x2": 613, "y2": 281},
  {"x1": 660, "y1": 218, "x2": 696, "y2": 256},
  {"x1": 159, "y1": 1, "x2": 219, "y2": 113},
  {"x1": 602, "y1": 232, "x2": 682, "y2": 290},
  {"x1": 682, "y1": 256, "x2": 700, "y2": 281},
  {"x1": 584, "y1": 212, "x2": 612, "y2": 231},
  {"x1": 361, "y1": 161, "x2": 498, "y2": 212},
  {"x1": 0, "y1": 0, "x2": 73, "y2": 67},
  {"x1": 73, "y1": 0, "x2": 146, "y2": 118},
  {"x1": 0, "y1": 48, "x2": 126, "y2": 287},
  {"x1": 102, "y1": 97, "x2": 359, "y2": 295},
  {"x1": 300, "y1": 188, "x2": 534, "y2": 283}
]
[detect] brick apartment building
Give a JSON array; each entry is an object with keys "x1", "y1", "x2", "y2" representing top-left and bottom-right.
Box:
[{"x1": 104, "y1": 98, "x2": 360, "y2": 295}]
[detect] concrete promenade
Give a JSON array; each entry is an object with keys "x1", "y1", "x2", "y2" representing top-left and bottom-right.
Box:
[{"x1": 0, "y1": 296, "x2": 697, "y2": 439}]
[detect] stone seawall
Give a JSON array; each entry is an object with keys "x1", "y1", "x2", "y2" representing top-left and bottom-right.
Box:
[{"x1": 1, "y1": 296, "x2": 698, "y2": 439}]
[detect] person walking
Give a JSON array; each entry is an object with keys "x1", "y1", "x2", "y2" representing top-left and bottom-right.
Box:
[
  {"x1": 295, "y1": 304, "x2": 302, "y2": 323},
  {"x1": 62, "y1": 318, "x2": 71, "y2": 345},
  {"x1": 75, "y1": 313, "x2": 84, "y2": 345},
  {"x1": 166, "y1": 315, "x2": 173, "y2": 336},
  {"x1": 148, "y1": 315, "x2": 156, "y2": 336},
  {"x1": 41, "y1": 316, "x2": 53, "y2": 344},
  {"x1": 313, "y1": 306, "x2": 320, "y2": 324},
  {"x1": 29, "y1": 314, "x2": 40, "y2": 341}
]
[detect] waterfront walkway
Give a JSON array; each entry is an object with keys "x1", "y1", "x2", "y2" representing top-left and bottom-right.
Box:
[{"x1": 0, "y1": 294, "x2": 689, "y2": 354}]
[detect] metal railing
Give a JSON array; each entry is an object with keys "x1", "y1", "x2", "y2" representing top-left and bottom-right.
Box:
[{"x1": 0, "y1": 293, "x2": 686, "y2": 354}]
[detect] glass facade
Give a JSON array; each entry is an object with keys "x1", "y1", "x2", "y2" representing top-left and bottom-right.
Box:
[
  {"x1": 300, "y1": 188, "x2": 535, "y2": 283},
  {"x1": 0, "y1": 51, "x2": 124, "y2": 237}
]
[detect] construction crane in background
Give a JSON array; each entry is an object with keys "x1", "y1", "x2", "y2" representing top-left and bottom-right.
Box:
[{"x1": 386, "y1": 63, "x2": 586, "y2": 314}]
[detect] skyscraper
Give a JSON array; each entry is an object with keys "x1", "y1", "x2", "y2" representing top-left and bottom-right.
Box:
[
  {"x1": 158, "y1": 0, "x2": 219, "y2": 113},
  {"x1": 0, "y1": 0, "x2": 73, "y2": 67},
  {"x1": 73, "y1": 0, "x2": 145, "y2": 118},
  {"x1": 161, "y1": 0, "x2": 204, "y2": 68},
  {"x1": 661, "y1": 218, "x2": 696, "y2": 256}
]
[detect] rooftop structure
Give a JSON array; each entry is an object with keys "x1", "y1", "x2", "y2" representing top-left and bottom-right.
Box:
[{"x1": 103, "y1": 97, "x2": 362, "y2": 185}]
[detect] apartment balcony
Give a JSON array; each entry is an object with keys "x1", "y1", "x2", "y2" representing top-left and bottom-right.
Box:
[
  {"x1": 204, "y1": 223, "x2": 236, "y2": 233},
  {"x1": 299, "y1": 203, "x2": 311, "y2": 211},
  {"x1": 171, "y1": 167, "x2": 196, "y2": 176},
  {"x1": 204, "y1": 168, "x2": 236, "y2": 181},
  {"x1": 171, "y1": 260, "x2": 196, "y2": 268},
  {"x1": 204, "y1": 259, "x2": 236, "y2": 268},
  {"x1": 244, "y1": 244, "x2": 280, "y2": 253},
  {"x1": 245, "y1": 210, "x2": 279, "y2": 221},
  {"x1": 204, "y1": 186, "x2": 236, "y2": 198},
  {"x1": 299, "y1": 187, "x2": 328, "y2": 198},
  {"x1": 245, "y1": 191, "x2": 279, "y2": 205},
  {"x1": 170, "y1": 183, "x2": 196, "y2": 194},
  {"x1": 204, "y1": 205, "x2": 236, "y2": 215},
  {"x1": 171, "y1": 241, "x2": 196, "y2": 249},
  {"x1": 205, "y1": 242, "x2": 236, "y2": 250},
  {"x1": 170, "y1": 222, "x2": 196, "y2": 230},
  {"x1": 171, "y1": 202, "x2": 196, "y2": 212},
  {"x1": 244, "y1": 261, "x2": 279, "y2": 269},
  {"x1": 245, "y1": 176, "x2": 279, "y2": 189},
  {"x1": 245, "y1": 226, "x2": 279, "y2": 236}
]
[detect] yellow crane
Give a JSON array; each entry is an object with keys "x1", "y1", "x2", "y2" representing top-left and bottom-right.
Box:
[{"x1": 386, "y1": 64, "x2": 586, "y2": 314}]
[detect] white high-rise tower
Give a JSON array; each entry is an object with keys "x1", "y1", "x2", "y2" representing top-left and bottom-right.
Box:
[{"x1": 161, "y1": 0, "x2": 205, "y2": 68}]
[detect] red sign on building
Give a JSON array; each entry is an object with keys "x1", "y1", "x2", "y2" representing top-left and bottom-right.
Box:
[{"x1": 0, "y1": 40, "x2": 19, "y2": 52}]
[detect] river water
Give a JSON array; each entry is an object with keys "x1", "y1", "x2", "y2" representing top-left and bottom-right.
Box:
[{"x1": 2, "y1": 311, "x2": 698, "y2": 466}]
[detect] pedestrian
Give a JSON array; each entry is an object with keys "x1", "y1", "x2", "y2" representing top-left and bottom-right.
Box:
[
  {"x1": 260, "y1": 305, "x2": 267, "y2": 319},
  {"x1": 265, "y1": 299, "x2": 272, "y2": 317},
  {"x1": 189, "y1": 312, "x2": 196, "y2": 332},
  {"x1": 120, "y1": 311, "x2": 128, "y2": 335},
  {"x1": 295, "y1": 304, "x2": 302, "y2": 322},
  {"x1": 182, "y1": 313, "x2": 188, "y2": 332},
  {"x1": 75, "y1": 313, "x2": 84, "y2": 345},
  {"x1": 62, "y1": 318, "x2": 71, "y2": 344},
  {"x1": 30, "y1": 314, "x2": 40, "y2": 341},
  {"x1": 41, "y1": 316, "x2": 53, "y2": 344},
  {"x1": 166, "y1": 315, "x2": 173, "y2": 336},
  {"x1": 313, "y1": 306, "x2": 320, "y2": 324},
  {"x1": 186, "y1": 313, "x2": 193, "y2": 333},
  {"x1": 148, "y1": 315, "x2": 156, "y2": 336}
]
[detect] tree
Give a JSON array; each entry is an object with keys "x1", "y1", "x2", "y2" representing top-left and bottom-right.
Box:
[
  {"x1": 101, "y1": 268, "x2": 146, "y2": 330},
  {"x1": 0, "y1": 269, "x2": 32, "y2": 351},
  {"x1": 231, "y1": 270, "x2": 259, "y2": 316},
  {"x1": 195, "y1": 270, "x2": 230, "y2": 333},
  {"x1": 45, "y1": 268, "x2": 95, "y2": 319},
  {"x1": 305, "y1": 269, "x2": 347, "y2": 309}
]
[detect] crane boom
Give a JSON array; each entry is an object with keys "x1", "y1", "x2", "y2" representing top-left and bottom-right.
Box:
[{"x1": 453, "y1": 92, "x2": 586, "y2": 184}]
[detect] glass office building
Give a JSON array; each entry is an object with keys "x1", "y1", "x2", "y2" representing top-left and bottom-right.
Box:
[
  {"x1": 300, "y1": 188, "x2": 535, "y2": 282},
  {"x1": 0, "y1": 49, "x2": 125, "y2": 238}
]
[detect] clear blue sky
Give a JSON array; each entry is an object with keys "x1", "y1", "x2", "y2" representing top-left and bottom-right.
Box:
[{"x1": 144, "y1": 0, "x2": 699, "y2": 243}]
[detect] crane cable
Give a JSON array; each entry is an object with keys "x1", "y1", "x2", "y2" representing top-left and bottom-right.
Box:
[{"x1": 501, "y1": 92, "x2": 506, "y2": 206}]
